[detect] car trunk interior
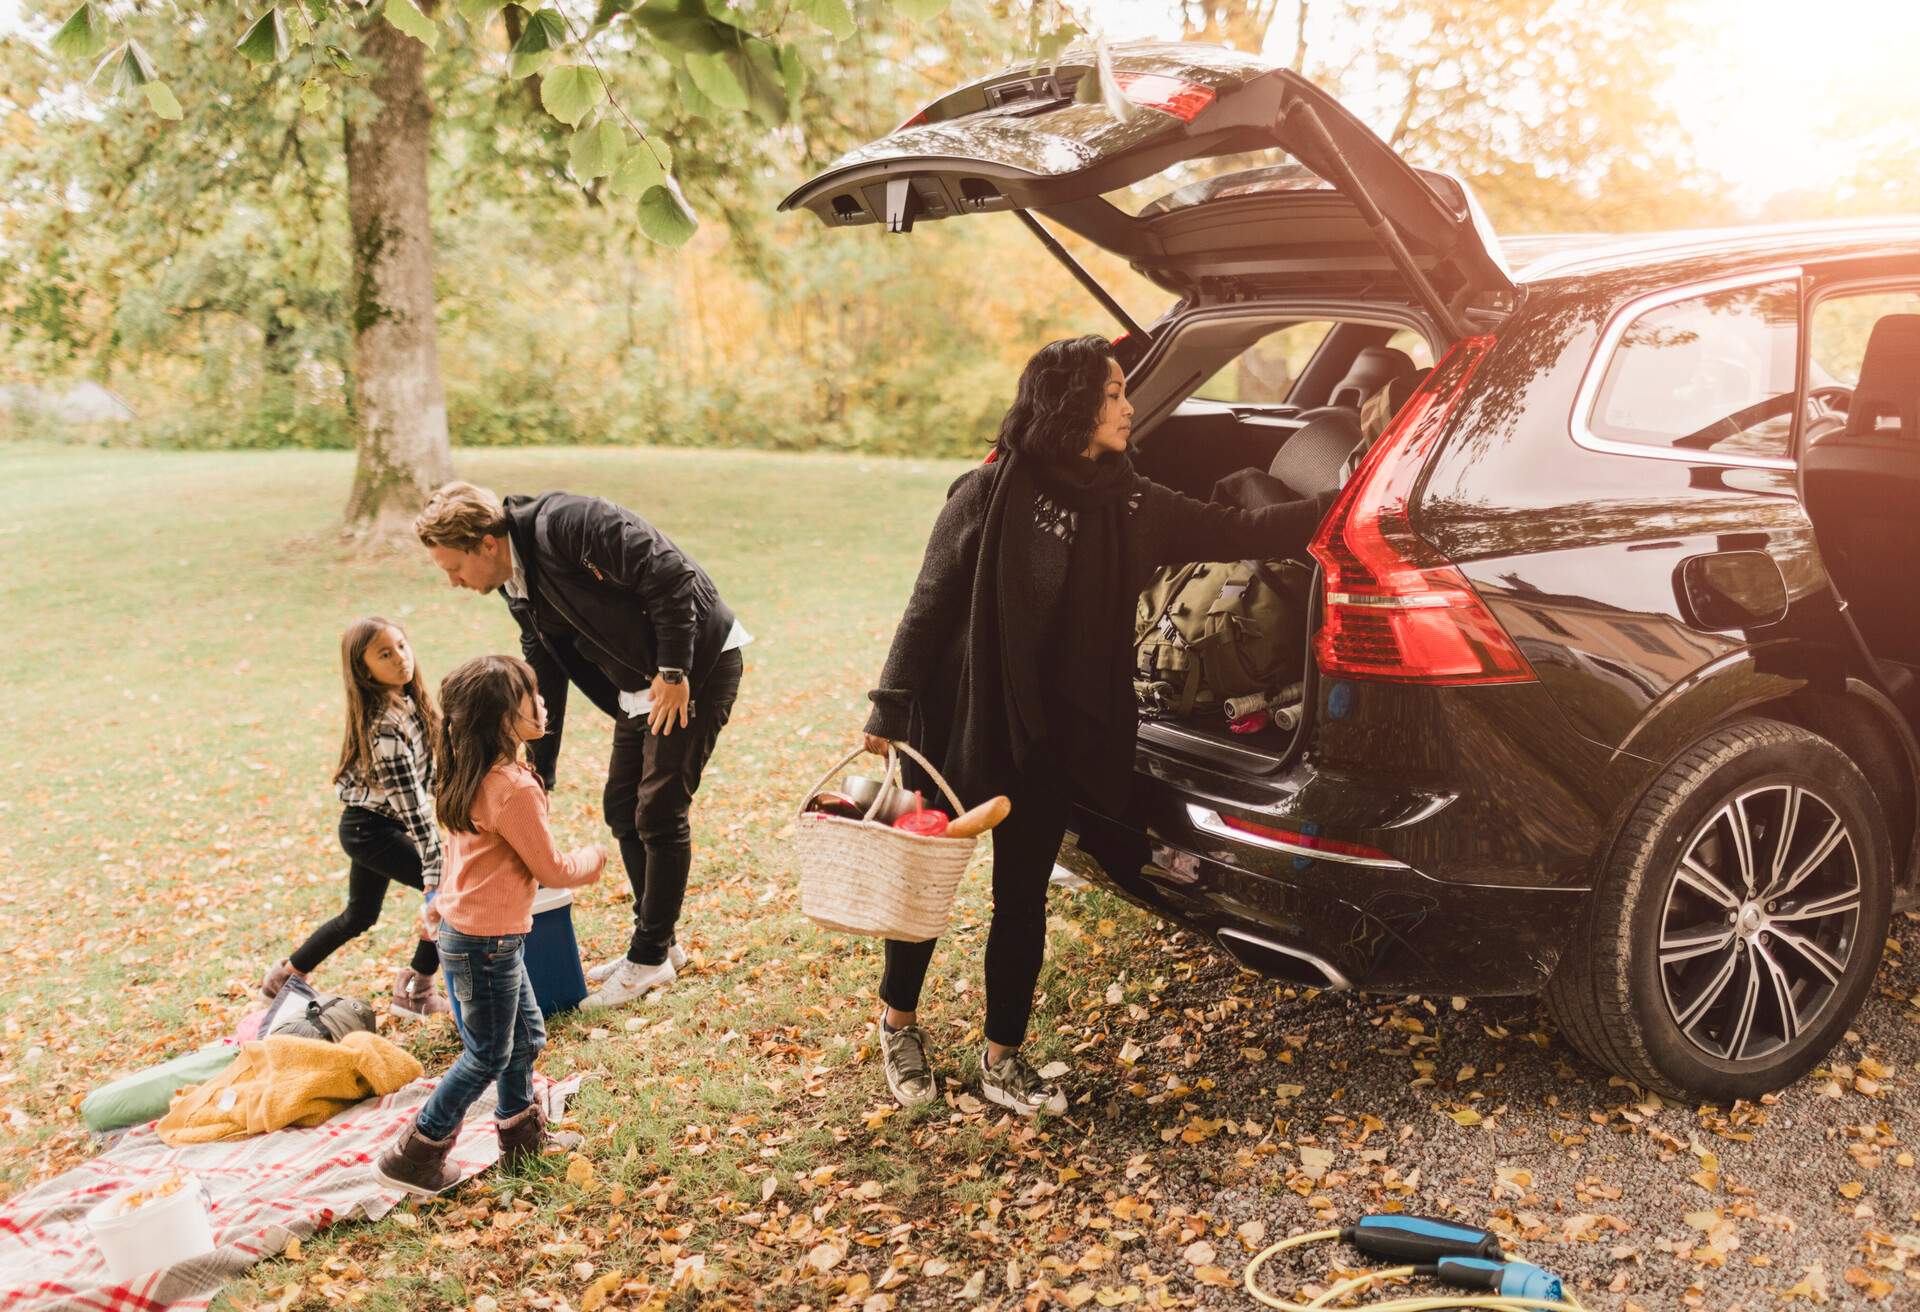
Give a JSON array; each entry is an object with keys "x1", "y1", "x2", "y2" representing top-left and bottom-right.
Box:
[{"x1": 1125, "y1": 304, "x2": 1437, "y2": 769}]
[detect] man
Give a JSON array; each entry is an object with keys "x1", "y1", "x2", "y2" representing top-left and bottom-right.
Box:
[{"x1": 415, "y1": 481, "x2": 747, "y2": 1009}]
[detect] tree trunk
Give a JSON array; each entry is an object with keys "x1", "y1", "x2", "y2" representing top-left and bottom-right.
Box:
[{"x1": 341, "y1": 17, "x2": 451, "y2": 544}]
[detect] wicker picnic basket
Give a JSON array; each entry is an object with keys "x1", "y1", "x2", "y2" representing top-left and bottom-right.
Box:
[{"x1": 794, "y1": 741, "x2": 978, "y2": 942}]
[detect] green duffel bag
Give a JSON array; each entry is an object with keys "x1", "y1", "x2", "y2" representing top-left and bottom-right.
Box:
[
  {"x1": 82, "y1": 1042, "x2": 240, "y2": 1134},
  {"x1": 1134, "y1": 559, "x2": 1311, "y2": 718}
]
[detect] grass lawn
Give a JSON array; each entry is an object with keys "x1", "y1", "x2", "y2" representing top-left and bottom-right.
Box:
[{"x1": 2, "y1": 445, "x2": 1916, "y2": 1312}]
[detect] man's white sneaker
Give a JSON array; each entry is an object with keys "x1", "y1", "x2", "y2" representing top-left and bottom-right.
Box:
[
  {"x1": 587, "y1": 943, "x2": 688, "y2": 984},
  {"x1": 580, "y1": 957, "x2": 676, "y2": 1009}
]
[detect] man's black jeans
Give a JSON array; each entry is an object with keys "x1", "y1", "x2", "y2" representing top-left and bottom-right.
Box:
[
  {"x1": 603, "y1": 649, "x2": 744, "y2": 966},
  {"x1": 290, "y1": 806, "x2": 439, "y2": 977}
]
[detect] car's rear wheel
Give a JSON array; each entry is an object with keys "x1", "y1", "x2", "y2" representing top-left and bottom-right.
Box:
[{"x1": 1547, "y1": 718, "x2": 1891, "y2": 1101}]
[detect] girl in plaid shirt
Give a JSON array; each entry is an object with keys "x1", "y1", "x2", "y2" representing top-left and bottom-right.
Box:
[{"x1": 262, "y1": 617, "x2": 452, "y2": 1019}]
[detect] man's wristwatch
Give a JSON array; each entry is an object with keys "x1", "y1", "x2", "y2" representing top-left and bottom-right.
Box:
[{"x1": 658, "y1": 667, "x2": 687, "y2": 686}]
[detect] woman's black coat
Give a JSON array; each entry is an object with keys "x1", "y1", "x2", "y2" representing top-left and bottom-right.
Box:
[{"x1": 865, "y1": 460, "x2": 1334, "y2": 809}]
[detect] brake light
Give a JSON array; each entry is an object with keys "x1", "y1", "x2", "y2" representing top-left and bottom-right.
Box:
[
  {"x1": 897, "y1": 108, "x2": 928, "y2": 131},
  {"x1": 1112, "y1": 71, "x2": 1215, "y2": 123},
  {"x1": 1218, "y1": 814, "x2": 1398, "y2": 863},
  {"x1": 1308, "y1": 335, "x2": 1533, "y2": 685}
]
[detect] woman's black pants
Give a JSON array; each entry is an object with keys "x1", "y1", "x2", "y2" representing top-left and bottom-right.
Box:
[
  {"x1": 289, "y1": 806, "x2": 439, "y2": 976},
  {"x1": 879, "y1": 762, "x2": 1072, "y2": 1048}
]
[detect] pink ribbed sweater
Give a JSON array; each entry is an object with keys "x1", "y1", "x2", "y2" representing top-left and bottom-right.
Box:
[{"x1": 435, "y1": 761, "x2": 600, "y2": 936}]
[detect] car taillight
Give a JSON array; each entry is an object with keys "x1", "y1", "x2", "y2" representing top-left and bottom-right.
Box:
[
  {"x1": 1308, "y1": 335, "x2": 1534, "y2": 685},
  {"x1": 1112, "y1": 71, "x2": 1215, "y2": 123}
]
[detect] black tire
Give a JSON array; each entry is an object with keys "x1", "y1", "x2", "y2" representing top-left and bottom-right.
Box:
[{"x1": 1546, "y1": 717, "x2": 1892, "y2": 1101}]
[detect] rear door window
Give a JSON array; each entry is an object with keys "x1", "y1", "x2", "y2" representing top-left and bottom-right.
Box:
[
  {"x1": 1810, "y1": 289, "x2": 1920, "y2": 384},
  {"x1": 1588, "y1": 279, "x2": 1799, "y2": 461},
  {"x1": 1195, "y1": 321, "x2": 1338, "y2": 403}
]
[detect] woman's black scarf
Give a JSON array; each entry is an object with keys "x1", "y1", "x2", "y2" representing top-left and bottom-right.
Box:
[{"x1": 951, "y1": 447, "x2": 1141, "y2": 811}]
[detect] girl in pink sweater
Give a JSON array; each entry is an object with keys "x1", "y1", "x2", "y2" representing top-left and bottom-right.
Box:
[{"x1": 376, "y1": 655, "x2": 605, "y2": 1197}]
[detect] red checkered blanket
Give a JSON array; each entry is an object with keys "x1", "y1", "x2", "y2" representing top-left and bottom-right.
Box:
[{"x1": 0, "y1": 1073, "x2": 579, "y2": 1312}]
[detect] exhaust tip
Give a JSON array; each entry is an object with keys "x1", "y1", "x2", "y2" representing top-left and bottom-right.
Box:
[{"x1": 1217, "y1": 927, "x2": 1351, "y2": 991}]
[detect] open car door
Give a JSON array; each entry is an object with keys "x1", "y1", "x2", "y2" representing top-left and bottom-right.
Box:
[{"x1": 779, "y1": 42, "x2": 1515, "y2": 342}]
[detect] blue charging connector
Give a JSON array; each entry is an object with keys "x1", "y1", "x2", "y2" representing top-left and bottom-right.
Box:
[{"x1": 1429, "y1": 1256, "x2": 1567, "y2": 1302}]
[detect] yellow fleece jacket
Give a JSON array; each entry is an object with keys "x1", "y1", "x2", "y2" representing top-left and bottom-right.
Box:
[{"x1": 156, "y1": 1031, "x2": 424, "y2": 1145}]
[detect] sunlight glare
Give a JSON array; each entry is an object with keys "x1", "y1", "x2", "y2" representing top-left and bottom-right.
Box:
[{"x1": 1662, "y1": 0, "x2": 1920, "y2": 202}]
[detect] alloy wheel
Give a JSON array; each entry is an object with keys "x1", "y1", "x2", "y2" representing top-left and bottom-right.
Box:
[{"x1": 1657, "y1": 783, "x2": 1862, "y2": 1063}]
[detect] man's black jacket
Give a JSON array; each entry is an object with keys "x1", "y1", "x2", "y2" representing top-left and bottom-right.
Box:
[{"x1": 501, "y1": 491, "x2": 736, "y2": 787}]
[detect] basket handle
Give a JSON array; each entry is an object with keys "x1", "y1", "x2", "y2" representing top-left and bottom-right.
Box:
[
  {"x1": 883, "y1": 740, "x2": 967, "y2": 819},
  {"x1": 796, "y1": 741, "x2": 969, "y2": 826},
  {"x1": 797, "y1": 745, "x2": 870, "y2": 824}
]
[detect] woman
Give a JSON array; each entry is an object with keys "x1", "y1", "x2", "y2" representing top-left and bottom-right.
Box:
[{"x1": 859, "y1": 335, "x2": 1336, "y2": 1115}]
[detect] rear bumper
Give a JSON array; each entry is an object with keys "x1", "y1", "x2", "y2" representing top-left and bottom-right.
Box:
[{"x1": 1063, "y1": 792, "x2": 1587, "y2": 997}]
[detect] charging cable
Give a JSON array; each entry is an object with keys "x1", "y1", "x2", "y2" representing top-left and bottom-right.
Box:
[{"x1": 1244, "y1": 1215, "x2": 1586, "y2": 1311}]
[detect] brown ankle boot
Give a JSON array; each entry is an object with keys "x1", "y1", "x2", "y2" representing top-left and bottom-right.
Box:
[
  {"x1": 261, "y1": 959, "x2": 305, "y2": 1001},
  {"x1": 373, "y1": 1119, "x2": 460, "y2": 1197},
  {"x1": 391, "y1": 968, "x2": 452, "y2": 1020},
  {"x1": 494, "y1": 1103, "x2": 547, "y2": 1172}
]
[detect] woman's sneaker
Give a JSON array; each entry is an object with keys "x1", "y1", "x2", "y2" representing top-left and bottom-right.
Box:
[
  {"x1": 881, "y1": 1022, "x2": 938, "y2": 1108},
  {"x1": 586, "y1": 943, "x2": 689, "y2": 984},
  {"x1": 979, "y1": 1048, "x2": 1066, "y2": 1116}
]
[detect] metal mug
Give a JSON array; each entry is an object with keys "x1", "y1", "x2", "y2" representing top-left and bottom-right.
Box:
[{"x1": 843, "y1": 774, "x2": 919, "y2": 822}]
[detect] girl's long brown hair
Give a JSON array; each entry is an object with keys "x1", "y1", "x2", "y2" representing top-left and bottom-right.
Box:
[
  {"x1": 335, "y1": 617, "x2": 439, "y2": 787},
  {"x1": 434, "y1": 654, "x2": 538, "y2": 833}
]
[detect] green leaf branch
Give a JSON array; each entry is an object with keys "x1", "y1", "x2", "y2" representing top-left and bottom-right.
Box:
[{"x1": 46, "y1": 0, "x2": 1094, "y2": 247}]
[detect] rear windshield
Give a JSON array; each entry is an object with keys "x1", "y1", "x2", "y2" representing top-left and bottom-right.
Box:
[
  {"x1": 1120, "y1": 160, "x2": 1471, "y2": 221},
  {"x1": 1115, "y1": 156, "x2": 1319, "y2": 218}
]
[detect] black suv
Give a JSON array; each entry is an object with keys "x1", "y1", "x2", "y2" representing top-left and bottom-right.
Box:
[{"x1": 783, "y1": 43, "x2": 1920, "y2": 1100}]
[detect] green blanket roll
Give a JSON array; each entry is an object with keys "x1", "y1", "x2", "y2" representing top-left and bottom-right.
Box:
[{"x1": 82, "y1": 1043, "x2": 241, "y2": 1133}]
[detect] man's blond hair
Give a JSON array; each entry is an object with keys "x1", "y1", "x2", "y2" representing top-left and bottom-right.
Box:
[{"x1": 415, "y1": 481, "x2": 507, "y2": 551}]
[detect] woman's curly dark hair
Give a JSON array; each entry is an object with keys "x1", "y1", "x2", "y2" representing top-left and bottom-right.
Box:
[{"x1": 992, "y1": 334, "x2": 1117, "y2": 463}]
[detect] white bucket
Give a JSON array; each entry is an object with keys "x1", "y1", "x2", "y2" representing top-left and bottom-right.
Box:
[{"x1": 86, "y1": 1173, "x2": 215, "y2": 1281}]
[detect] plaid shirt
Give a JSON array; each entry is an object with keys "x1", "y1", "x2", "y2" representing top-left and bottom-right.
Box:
[{"x1": 336, "y1": 695, "x2": 444, "y2": 887}]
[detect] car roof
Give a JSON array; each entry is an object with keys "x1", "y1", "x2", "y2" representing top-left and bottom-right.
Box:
[{"x1": 1505, "y1": 217, "x2": 1920, "y2": 284}]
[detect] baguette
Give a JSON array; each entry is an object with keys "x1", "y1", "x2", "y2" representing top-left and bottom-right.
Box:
[{"x1": 946, "y1": 795, "x2": 1011, "y2": 839}]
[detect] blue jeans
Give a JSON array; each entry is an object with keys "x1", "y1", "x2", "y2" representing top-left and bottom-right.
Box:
[{"x1": 415, "y1": 927, "x2": 545, "y2": 1141}]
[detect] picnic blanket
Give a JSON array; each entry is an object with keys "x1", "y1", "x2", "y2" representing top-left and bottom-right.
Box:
[{"x1": 0, "y1": 1072, "x2": 579, "y2": 1312}]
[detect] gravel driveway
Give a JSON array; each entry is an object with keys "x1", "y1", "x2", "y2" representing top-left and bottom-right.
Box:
[{"x1": 881, "y1": 906, "x2": 1919, "y2": 1311}]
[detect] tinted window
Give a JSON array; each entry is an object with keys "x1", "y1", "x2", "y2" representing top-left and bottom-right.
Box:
[
  {"x1": 1590, "y1": 280, "x2": 1799, "y2": 460},
  {"x1": 1195, "y1": 321, "x2": 1335, "y2": 403}
]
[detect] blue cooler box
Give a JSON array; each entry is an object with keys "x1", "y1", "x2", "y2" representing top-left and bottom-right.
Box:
[{"x1": 447, "y1": 886, "x2": 589, "y2": 1032}]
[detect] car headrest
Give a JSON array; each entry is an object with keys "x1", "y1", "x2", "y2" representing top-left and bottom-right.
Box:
[
  {"x1": 1846, "y1": 314, "x2": 1920, "y2": 439},
  {"x1": 1328, "y1": 346, "x2": 1419, "y2": 410},
  {"x1": 1268, "y1": 407, "x2": 1366, "y2": 499}
]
